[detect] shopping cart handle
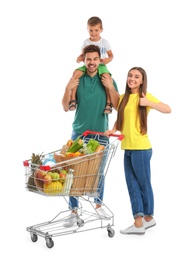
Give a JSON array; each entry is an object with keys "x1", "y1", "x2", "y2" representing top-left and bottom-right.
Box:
[
  {"x1": 83, "y1": 130, "x2": 125, "y2": 141},
  {"x1": 108, "y1": 133, "x2": 125, "y2": 140}
]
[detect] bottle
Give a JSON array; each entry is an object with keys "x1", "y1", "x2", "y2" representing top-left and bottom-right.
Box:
[
  {"x1": 63, "y1": 169, "x2": 74, "y2": 195},
  {"x1": 42, "y1": 153, "x2": 56, "y2": 166}
]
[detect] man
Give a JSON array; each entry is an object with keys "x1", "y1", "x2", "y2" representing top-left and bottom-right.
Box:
[{"x1": 62, "y1": 44, "x2": 119, "y2": 227}]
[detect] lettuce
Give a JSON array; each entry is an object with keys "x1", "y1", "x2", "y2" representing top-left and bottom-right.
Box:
[{"x1": 85, "y1": 139, "x2": 100, "y2": 154}]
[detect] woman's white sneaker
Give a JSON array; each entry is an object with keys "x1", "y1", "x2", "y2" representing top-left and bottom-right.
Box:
[
  {"x1": 120, "y1": 225, "x2": 145, "y2": 235},
  {"x1": 143, "y1": 218, "x2": 156, "y2": 229}
]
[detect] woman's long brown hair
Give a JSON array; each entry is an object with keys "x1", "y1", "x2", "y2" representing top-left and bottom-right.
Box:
[{"x1": 116, "y1": 67, "x2": 148, "y2": 135}]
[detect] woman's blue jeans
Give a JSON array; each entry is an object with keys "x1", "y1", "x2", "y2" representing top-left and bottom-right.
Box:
[
  {"x1": 69, "y1": 130, "x2": 108, "y2": 209},
  {"x1": 124, "y1": 149, "x2": 154, "y2": 218}
]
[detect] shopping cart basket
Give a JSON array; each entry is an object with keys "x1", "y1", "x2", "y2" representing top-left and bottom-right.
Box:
[{"x1": 23, "y1": 130, "x2": 124, "y2": 248}]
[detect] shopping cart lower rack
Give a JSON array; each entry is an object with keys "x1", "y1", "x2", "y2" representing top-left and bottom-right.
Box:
[{"x1": 23, "y1": 130, "x2": 124, "y2": 248}]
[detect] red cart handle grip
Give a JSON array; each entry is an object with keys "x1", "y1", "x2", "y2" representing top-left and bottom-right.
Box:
[{"x1": 82, "y1": 130, "x2": 124, "y2": 141}]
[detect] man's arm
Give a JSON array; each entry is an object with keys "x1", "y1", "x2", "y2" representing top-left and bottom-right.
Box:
[
  {"x1": 101, "y1": 74, "x2": 120, "y2": 110},
  {"x1": 62, "y1": 78, "x2": 79, "y2": 112}
]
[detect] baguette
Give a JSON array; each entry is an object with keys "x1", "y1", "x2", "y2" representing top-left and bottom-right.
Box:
[
  {"x1": 66, "y1": 139, "x2": 74, "y2": 147},
  {"x1": 95, "y1": 145, "x2": 105, "y2": 152}
]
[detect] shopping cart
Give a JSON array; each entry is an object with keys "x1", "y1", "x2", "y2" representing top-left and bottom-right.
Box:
[{"x1": 23, "y1": 130, "x2": 124, "y2": 248}]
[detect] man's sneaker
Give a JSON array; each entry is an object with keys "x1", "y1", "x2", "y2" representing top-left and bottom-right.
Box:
[
  {"x1": 120, "y1": 224, "x2": 145, "y2": 235},
  {"x1": 143, "y1": 218, "x2": 156, "y2": 229},
  {"x1": 96, "y1": 207, "x2": 111, "y2": 220},
  {"x1": 63, "y1": 213, "x2": 77, "y2": 227}
]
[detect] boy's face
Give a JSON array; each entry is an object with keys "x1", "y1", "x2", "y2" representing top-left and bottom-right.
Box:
[
  {"x1": 87, "y1": 24, "x2": 103, "y2": 41},
  {"x1": 84, "y1": 51, "x2": 101, "y2": 75}
]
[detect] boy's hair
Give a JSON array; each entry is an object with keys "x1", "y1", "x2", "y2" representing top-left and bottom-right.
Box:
[
  {"x1": 83, "y1": 44, "x2": 101, "y2": 58},
  {"x1": 87, "y1": 16, "x2": 102, "y2": 28}
]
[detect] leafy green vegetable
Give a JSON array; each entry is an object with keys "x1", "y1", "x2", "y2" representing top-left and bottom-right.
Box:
[
  {"x1": 85, "y1": 139, "x2": 100, "y2": 154},
  {"x1": 67, "y1": 136, "x2": 84, "y2": 153}
]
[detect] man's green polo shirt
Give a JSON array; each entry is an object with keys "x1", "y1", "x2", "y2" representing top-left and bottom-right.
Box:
[{"x1": 72, "y1": 73, "x2": 118, "y2": 134}]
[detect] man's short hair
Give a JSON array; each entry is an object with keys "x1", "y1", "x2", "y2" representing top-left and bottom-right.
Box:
[{"x1": 83, "y1": 45, "x2": 101, "y2": 58}]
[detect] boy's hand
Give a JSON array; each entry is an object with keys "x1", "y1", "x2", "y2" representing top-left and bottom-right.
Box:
[
  {"x1": 76, "y1": 54, "x2": 84, "y2": 63},
  {"x1": 101, "y1": 58, "x2": 109, "y2": 65}
]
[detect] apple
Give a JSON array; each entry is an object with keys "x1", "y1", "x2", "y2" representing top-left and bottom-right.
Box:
[
  {"x1": 59, "y1": 169, "x2": 67, "y2": 183},
  {"x1": 43, "y1": 174, "x2": 52, "y2": 184},
  {"x1": 50, "y1": 172, "x2": 60, "y2": 181},
  {"x1": 36, "y1": 170, "x2": 46, "y2": 180},
  {"x1": 60, "y1": 169, "x2": 67, "y2": 174}
]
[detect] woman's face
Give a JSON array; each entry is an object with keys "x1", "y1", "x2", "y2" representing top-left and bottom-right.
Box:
[{"x1": 127, "y1": 69, "x2": 143, "y2": 93}]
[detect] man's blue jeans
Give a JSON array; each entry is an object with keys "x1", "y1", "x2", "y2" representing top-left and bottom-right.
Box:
[
  {"x1": 124, "y1": 149, "x2": 154, "y2": 218},
  {"x1": 69, "y1": 131, "x2": 108, "y2": 209}
]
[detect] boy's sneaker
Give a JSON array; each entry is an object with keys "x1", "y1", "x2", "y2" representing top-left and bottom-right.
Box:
[
  {"x1": 120, "y1": 225, "x2": 145, "y2": 235},
  {"x1": 143, "y1": 218, "x2": 156, "y2": 229},
  {"x1": 63, "y1": 213, "x2": 77, "y2": 227},
  {"x1": 96, "y1": 207, "x2": 111, "y2": 220}
]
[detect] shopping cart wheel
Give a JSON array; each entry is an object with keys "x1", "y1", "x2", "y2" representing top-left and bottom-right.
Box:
[
  {"x1": 30, "y1": 233, "x2": 38, "y2": 242},
  {"x1": 108, "y1": 229, "x2": 115, "y2": 238},
  {"x1": 107, "y1": 225, "x2": 115, "y2": 238},
  {"x1": 46, "y1": 237, "x2": 54, "y2": 248},
  {"x1": 77, "y1": 218, "x2": 84, "y2": 227}
]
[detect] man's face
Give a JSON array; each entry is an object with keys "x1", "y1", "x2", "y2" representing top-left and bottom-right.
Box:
[{"x1": 84, "y1": 52, "x2": 100, "y2": 74}]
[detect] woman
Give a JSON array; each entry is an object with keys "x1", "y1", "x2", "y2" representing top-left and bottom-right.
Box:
[{"x1": 105, "y1": 67, "x2": 171, "y2": 235}]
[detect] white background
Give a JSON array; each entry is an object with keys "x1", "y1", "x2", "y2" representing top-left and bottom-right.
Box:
[{"x1": 1, "y1": 0, "x2": 189, "y2": 259}]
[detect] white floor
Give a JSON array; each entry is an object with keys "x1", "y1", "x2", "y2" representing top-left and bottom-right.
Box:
[
  {"x1": 2, "y1": 147, "x2": 189, "y2": 259},
  {"x1": 1, "y1": 0, "x2": 190, "y2": 259}
]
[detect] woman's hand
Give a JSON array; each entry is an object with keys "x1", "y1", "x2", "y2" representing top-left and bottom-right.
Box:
[
  {"x1": 105, "y1": 121, "x2": 117, "y2": 137},
  {"x1": 104, "y1": 130, "x2": 113, "y2": 137},
  {"x1": 139, "y1": 92, "x2": 149, "y2": 106}
]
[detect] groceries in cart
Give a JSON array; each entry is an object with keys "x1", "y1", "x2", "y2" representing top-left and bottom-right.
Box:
[
  {"x1": 24, "y1": 131, "x2": 124, "y2": 248},
  {"x1": 55, "y1": 135, "x2": 105, "y2": 160},
  {"x1": 24, "y1": 134, "x2": 107, "y2": 197}
]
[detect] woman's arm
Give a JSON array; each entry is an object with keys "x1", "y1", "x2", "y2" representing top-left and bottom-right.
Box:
[
  {"x1": 147, "y1": 101, "x2": 171, "y2": 113},
  {"x1": 140, "y1": 93, "x2": 171, "y2": 113}
]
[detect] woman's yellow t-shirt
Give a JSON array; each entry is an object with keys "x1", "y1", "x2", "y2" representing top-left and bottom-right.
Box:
[{"x1": 120, "y1": 93, "x2": 160, "y2": 150}]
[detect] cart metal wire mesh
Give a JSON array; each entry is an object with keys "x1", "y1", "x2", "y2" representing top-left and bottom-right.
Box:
[{"x1": 23, "y1": 131, "x2": 124, "y2": 248}]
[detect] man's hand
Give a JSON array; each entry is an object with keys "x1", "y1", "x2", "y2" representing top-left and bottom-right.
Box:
[
  {"x1": 66, "y1": 77, "x2": 79, "y2": 91},
  {"x1": 101, "y1": 74, "x2": 113, "y2": 89}
]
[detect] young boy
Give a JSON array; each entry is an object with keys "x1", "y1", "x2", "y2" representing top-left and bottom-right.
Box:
[{"x1": 69, "y1": 16, "x2": 114, "y2": 114}]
